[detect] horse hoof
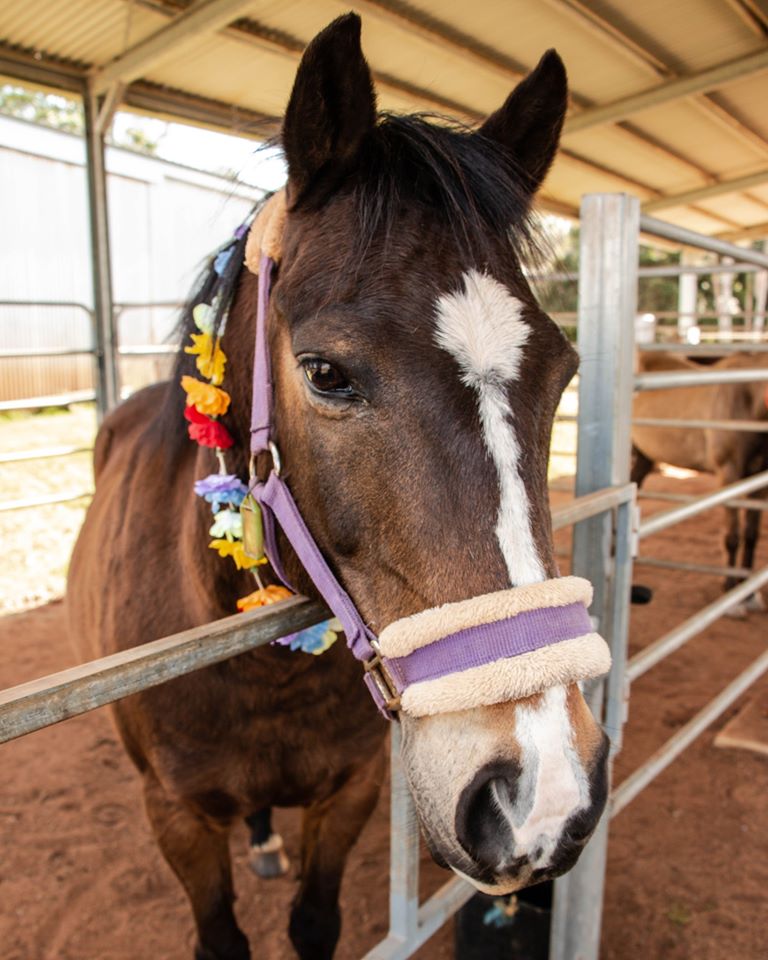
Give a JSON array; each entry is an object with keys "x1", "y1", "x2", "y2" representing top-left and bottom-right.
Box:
[
  {"x1": 745, "y1": 592, "x2": 766, "y2": 613},
  {"x1": 725, "y1": 602, "x2": 748, "y2": 620},
  {"x1": 249, "y1": 833, "x2": 290, "y2": 878}
]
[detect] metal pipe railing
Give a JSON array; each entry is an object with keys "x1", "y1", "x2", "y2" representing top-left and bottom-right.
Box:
[
  {"x1": 0, "y1": 347, "x2": 95, "y2": 359},
  {"x1": 0, "y1": 490, "x2": 94, "y2": 513},
  {"x1": 633, "y1": 556, "x2": 751, "y2": 580},
  {"x1": 533, "y1": 262, "x2": 768, "y2": 283},
  {"x1": 635, "y1": 368, "x2": 768, "y2": 390},
  {"x1": 639, "y1": 214, "x2": 768, "y2": 269},
  {"x1": 0, "y1": 445, "x2": 93, "y2": 465},
  {"x1": 632, "y1": 416, "x2": 768, "y2": 432},
  {"x1": 0, "y1": 389, "x2": 96, "y2": 412},
  {"x1": 551, "y1": 484, "x2": 634, "y2": 531},
  {"x1": 0, "y1": 300, "x2": 95, "y2": 313},
  {"x1": 626, "y1": 563, "x2": 768, "y2": 682},
  {"x1": 639, "y1": 469, "x2": 768, "y2": 538},
  {"x1": 637, "y1": 489, "x2": 768, "y2": 512},
  {"x1": 613, "y1": 647, "x2": 768, "y2": 816},
  {"x1": 639, "y1": 342, "x2": 768, "y2": 355}
]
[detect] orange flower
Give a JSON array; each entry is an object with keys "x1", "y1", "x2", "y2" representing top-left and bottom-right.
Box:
[
  {"x1": 209, "y1": 538, "x2": 264, "y2": 570},
  {"x1": 237, "y1": 585, "x2": 293, "y2": 611},
  {"x1": 184, "y1": 332, "x2": 227, "y2": 385},
  {"x1": 180, "y1": 376, "x2": 230, "y2": 416}
]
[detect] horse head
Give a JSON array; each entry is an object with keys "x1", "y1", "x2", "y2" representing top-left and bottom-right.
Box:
[{"x1": 243, "y1": 13, "x2": 609, "y2": 895}]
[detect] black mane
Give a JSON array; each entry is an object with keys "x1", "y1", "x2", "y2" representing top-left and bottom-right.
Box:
[{"x1": 352, "y1": 113, "x2": 544, "y2": 268}]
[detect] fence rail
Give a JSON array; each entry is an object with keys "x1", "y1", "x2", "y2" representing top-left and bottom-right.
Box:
[{"x1": 0, "y1": 596, "x2": 328, "y2": 743}]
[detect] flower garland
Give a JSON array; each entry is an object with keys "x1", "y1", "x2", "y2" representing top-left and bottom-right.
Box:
[{"x1": 180, "y1": 229, "x2": 339, "y2": 656}]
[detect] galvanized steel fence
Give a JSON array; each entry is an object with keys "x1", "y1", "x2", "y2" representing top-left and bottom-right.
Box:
[{"x1": 549, "y1": 195, "x2": 768, "y2": 960}]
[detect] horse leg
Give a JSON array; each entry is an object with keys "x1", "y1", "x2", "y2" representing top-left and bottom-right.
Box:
[
  {"x1": 630, "y1": 446, "x2": 655, "y2": 605},
  {"x1": 724, "y1": 504, "x2": 741, "y2": 590},
  {"x1": 143, "y1": 774, "x2": 249, "y2": 960},
  {"x1": 742, "y1": 499, "x2": 766, "y2": 612},
  {"x1": 630, "y1": 445, "x2": 654, "y2": 487},
  {"x1": 246, "y1": 807, "x2": 290, "y2": 878},
  {"x1": 289, "y1": 750, "x2": 385, "y2": 960},
  {"x1": 721, "y1": 469, "x2": 748, "y2": 617}
]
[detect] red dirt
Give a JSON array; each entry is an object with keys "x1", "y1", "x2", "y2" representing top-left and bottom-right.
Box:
[{"x1": 1, "y1": 471, "x2": 767, "y2": 960}]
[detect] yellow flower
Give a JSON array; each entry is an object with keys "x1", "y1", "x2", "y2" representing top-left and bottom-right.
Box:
[
  {"x1": 180, "y1": 376, "x2": 230, "y2": 416},
  {"x1": 209, "y1": 539, "x2": 265, "y2": 570},
  {"x1": 237, "y1": 585, "x2": 293, "y2": 611},
  {"x1": 184, "y1": 332, "x2": 227, "y2": 385}
]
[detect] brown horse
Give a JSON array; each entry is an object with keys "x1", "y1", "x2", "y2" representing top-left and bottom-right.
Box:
[
  {"x1": 67, "y1": 15, "x2": 608, "y2": 960},
  {"x1": 632, "y1": 350, "x2": 768, "y2": 614}
]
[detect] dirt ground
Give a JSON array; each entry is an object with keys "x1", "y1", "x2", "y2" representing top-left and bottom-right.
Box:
[{"x1": 1, "y1": 471, "x2": 767, "y2": 960}]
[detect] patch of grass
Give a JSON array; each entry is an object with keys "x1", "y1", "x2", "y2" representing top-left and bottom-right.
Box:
[{"x1": 667, "y1": 902, "x2": 692, "y2": 927}]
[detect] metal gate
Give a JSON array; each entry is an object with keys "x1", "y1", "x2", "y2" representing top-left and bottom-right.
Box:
[{"x1": 550, "y1": 194, "x2": 768, "y2": 960}]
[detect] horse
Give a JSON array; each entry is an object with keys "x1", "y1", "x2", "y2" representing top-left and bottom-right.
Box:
[
  {"x1": 632, "y1": 349, "x2": 768, "y2": 615},
  {"x1": 67, "y1": 14, "x2": 610, "y2": 960}
]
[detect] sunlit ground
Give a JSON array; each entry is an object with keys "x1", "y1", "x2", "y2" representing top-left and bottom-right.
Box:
[
  {"x1": 0, "y1": 405, "x2": 95, "y2": 613},
  {"x1": 549, "y1": 378, "x2": 578, "y2": 482}
]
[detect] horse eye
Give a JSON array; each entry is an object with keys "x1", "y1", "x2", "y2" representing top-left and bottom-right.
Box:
[{"x1": 301, "y1": 359, "x2": 354, "y2": 396}]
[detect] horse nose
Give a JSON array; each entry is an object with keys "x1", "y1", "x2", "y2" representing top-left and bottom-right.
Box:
[
  {"x1": 455, "y1": 751, "x2": 608, "y2": 881},
  {"x1": 455, "y1": 760, "x2": 524, "y2": 876}
]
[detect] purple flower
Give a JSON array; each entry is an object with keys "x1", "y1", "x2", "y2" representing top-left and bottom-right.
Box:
[{"x1": 194, "y1": 473, "x2": 248, "y2": 509}]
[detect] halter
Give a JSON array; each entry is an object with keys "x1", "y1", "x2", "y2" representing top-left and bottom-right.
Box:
[{"x1": 249, "y1": 252, "x2": 610, "y2": 719}]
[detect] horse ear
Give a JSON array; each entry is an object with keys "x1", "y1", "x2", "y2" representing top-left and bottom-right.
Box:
[
  {"x1": 282, "y1": 13, "x2": 377, "y2": 208},
  {"x1": 478, "y1": 50, "x2": 568, "y2": 195}
]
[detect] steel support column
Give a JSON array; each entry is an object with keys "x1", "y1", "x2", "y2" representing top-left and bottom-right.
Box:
[
  {"x1": 83, "y1": 89, "x2": 119, "y2": 418},
  {"x1": 550, "y1": 194, "x2": 639, "y2": 960}
]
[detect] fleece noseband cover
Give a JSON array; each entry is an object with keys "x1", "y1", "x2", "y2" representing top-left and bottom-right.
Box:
[{"x1": 377, "y1": 576, "x2": 610, "y2": 717}]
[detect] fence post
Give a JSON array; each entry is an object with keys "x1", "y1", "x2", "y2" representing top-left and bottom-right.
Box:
[
  {"x1": 549, "y1": 194, "x2": 639, "y2": 960},
  {"x1": 83, "y1": 89, "x2": 120, "y2": 419}
]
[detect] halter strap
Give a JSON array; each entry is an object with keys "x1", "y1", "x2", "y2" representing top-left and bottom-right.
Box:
[{"x1": 248, "y1": 255, "x2": 388, "y2": 706}]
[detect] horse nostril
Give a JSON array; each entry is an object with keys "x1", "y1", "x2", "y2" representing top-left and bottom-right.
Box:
[{"x1": 455, "y1": 761, "x2": 522, "y2": 876}]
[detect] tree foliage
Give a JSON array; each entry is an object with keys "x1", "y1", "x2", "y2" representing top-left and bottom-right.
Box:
[{"x1": 0, "y1": 84, "x2": 160, "y2": 156}]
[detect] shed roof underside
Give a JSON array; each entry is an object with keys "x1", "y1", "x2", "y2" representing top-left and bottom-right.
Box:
[{"x1": 2, "y1": 0, "x2": 768, "y2": 240}]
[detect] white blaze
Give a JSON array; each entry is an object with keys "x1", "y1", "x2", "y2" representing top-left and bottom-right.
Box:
[
  {"x1": 434, "y1": 268, "x2": 545, "y2": 585},
  {"x1": 435, "y1": 271, "x2": 585, "y2": 877},
  {"x1": 502, "y1": 685, "x2": 589, "y2": 869}
]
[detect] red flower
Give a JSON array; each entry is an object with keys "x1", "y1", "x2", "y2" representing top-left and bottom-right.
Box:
[{"x1": 184, "y1": 405, "x2": 234, "y2": 449}]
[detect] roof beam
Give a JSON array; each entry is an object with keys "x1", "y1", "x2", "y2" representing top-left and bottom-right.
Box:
[
  {"x1": 547, "y1": 0, "x2": 768, "y2": 158},
  {"x1": 722, "y1": 0, "x2": 768, "y2": 38},
  {"x1": 354, "y1": 0, "x2": 526, "y2": 83},
  {"x1": 717, "y1": 221, "x2": 768, "y2": 243},
  {"x1": 566, "y1": 48, "x2": 768, "y2": 133},
  {"x1": 0, "y1": 43, "x2": 86, "y2": 94},
  {"x1": 91, "y1": 0, "x2": 258, "y2": 94},
  {"x1": 642, "y1": 168, "x2": 768, "y2": 212}
]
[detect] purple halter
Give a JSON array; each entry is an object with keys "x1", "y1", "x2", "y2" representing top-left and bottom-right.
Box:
[{"x1": 249, "y1": 255, "x2": 595, "y2": 718}]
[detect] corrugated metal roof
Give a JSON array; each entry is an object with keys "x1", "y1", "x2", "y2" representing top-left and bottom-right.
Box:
[{"x1": 1, "y1": 0, "x2": 767, "y2": 238}]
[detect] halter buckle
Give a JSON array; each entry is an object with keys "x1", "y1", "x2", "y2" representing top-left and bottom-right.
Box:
[{"x1": 363, "y1": 639, "x2": 401, "y2": 713}]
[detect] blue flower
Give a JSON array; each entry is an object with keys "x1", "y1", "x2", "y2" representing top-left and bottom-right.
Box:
[
  {"x1": 214, "y1": 245, "x2": 235, "y2": 276},
  {"x1": 273, "y1": 619, "x2": 341, "y2": 655},
  {"x1": 483, "y1": 897, "x2": 519, "y2": 928}
]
